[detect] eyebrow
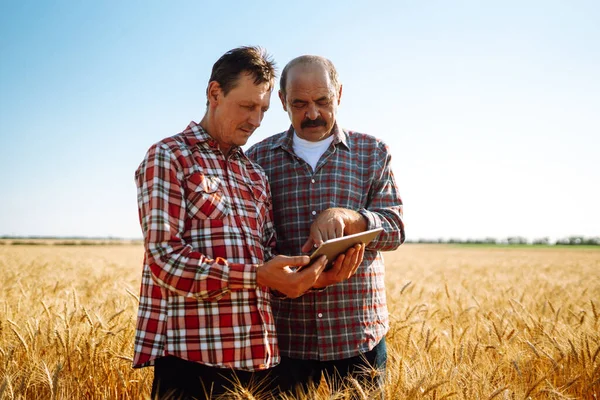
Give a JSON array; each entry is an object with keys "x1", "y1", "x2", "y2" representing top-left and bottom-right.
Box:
[
  {"x1": 291, "y1": 95, "x2": 331, "y2": 104},
  {"x1": 240, "y1": 101, "x2": 269, "y2": 110},
  {"x1": 240, "y1": 101, "x2": 265, "y2": 107}
]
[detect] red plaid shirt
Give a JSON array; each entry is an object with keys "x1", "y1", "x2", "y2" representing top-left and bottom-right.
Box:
[
  {"x1": 132, "y1": 121, "x2": 278, "y2": 371},
  {"x1": 247, "y1": 123, "x2": 404, "y2": 360}
]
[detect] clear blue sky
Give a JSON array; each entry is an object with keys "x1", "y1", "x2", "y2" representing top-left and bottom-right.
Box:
[{"x1": 1, "y1": 1, "x2": 598, "y2": 241}]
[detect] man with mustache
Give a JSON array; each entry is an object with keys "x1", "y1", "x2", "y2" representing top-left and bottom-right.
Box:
[
  {"x1": 247, "y1": 55, "x2": 405, "y2": 396},
  {"x1": 132, "y1": 47, "x2": 335, "y2": 399}
]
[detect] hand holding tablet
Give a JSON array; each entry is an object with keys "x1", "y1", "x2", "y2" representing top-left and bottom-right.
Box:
[{"x1": 308, "y1": 228, "x2": 383, "y2": 270}]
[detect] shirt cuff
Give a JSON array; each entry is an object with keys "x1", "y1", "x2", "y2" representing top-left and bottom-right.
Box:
[
  {"x1": 228, "y1": 263, "x2": 258, "y2": 290},
  {"x1": 358, "y1": 208, "x2": 382, "y2": 230}
]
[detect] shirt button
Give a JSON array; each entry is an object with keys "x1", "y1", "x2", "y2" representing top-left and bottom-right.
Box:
[
  {"x1": 318, "y1": 313, "x2": 323, "y2": 318},
  {"x1": 311, "y1": 179, "x2": 315, "y2": 183},
  {"x1": 311, "y1": 211, "x2": 317, "y2": 216}
]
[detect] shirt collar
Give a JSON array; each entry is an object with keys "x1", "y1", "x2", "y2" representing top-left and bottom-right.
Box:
[
  {"x1": 183, "y1": 121, "x2": 244, "y2": 158},
  {"x1": 271, "y1": 122, "x2": 349, "y2": 152}
]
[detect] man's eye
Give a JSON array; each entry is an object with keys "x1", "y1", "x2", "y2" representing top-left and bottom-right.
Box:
[
  {"x1": 317, "y1": 100, "x2": 330, "y2": 106},
  {"x1": 292, "y1": 103, "x2": 306, "y2": 109}
]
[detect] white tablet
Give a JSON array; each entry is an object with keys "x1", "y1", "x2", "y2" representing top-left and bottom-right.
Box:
[{"x1": 308, "y1": 227, "x2": 384, "y2": 270}]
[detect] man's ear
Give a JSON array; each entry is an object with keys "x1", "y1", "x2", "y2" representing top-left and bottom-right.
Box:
[
  {"x1": 337, "y1": 84, "x2": 343, "y2": 105},
  {"x1": 278, "y1": 90, "x2": 288, "y2": 111},
  {"x1": 207, "y1": 81, "x2": 222, "y2": 107}
]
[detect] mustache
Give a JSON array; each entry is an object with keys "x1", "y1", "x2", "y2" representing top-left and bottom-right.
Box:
[{"x1": 301, "y1": 118, "x2": 327, "y2": 129}]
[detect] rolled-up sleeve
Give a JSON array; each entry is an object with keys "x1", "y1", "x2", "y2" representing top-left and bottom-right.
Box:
[{"x1": 358, "y1": 141, "x2": 405, "y2": 251}]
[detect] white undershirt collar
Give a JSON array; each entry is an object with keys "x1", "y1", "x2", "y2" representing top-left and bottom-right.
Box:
[{"x1": 292, "y1": 132, "x2": 334, "y2": 171}]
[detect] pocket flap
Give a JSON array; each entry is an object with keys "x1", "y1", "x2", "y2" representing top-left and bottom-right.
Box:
[
  {"x1": 185, "y1": 173, "x2": 221, "y2": 194},
  {"x1": 251, "y1": 186, "x2": 269, "y2": 204}
]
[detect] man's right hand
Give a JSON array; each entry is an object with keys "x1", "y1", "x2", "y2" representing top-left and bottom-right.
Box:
[{"x1": 256, "y1": 255, "x2": 328, "y2": 298}]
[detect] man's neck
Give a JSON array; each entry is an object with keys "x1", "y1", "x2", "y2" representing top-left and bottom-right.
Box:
[{"x1": 199, "y1": 115, "x2": 231, "y2": 156}]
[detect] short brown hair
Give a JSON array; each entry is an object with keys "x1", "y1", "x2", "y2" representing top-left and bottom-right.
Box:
[
  {"x1": 206, "y1": 46, "x2": 276, "y2": 105},
  {"x1": 279, "y1": 55, "x2": 340, "y2": 98}
]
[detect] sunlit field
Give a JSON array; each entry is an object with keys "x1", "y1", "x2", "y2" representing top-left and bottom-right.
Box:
[{"x1": 1, "y1": 243, "x2": 599, "y2": 399}]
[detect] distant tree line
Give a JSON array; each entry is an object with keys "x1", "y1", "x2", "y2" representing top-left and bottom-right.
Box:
[
  {"x1": 1, "y1": 235, "x2": 599, "y2": 246},
  {"x1": 407, "y1": 236, "x2": 600, "y2": 246},
  {"x1": 0, "y1": 235, "x2": 128, "y2": 240},
  {"x1": 0, "y1": 235, "x2": 142, "y2": 246}
]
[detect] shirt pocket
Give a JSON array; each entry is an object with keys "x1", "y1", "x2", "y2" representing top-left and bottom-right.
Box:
[
  {"x1": 250, "y1": 185, "x2": 269, "y2": 205},
  {"x1": 244, "y1": 179, "x2": 270, "y2": 227},
  {"x1": 242, "y1": 169, "x2": 269, "y2": 206},
  {"x1": 184, "y1": 172, "x2": 231, "y2": 220}
]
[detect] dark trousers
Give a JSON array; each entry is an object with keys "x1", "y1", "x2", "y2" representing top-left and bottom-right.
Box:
[
  {"x1": 151, "y1": 356, "x2": 277, "y2": 400},
  {"x1": 274, "y1": 337, "x2": 387, "y2": 398}
]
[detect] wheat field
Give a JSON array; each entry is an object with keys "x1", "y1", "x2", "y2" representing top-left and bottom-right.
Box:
[{"x1": 0, "y1": 243, "x2": 599, "y2": 399}]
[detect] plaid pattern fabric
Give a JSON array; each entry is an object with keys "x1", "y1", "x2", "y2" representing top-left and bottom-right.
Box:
[
  {"x1": 133, "y1": 121, "x2": 278, "y2": 371},
  {"x1": 247, "y1": 123, "x2": 405, "y2": 360}
]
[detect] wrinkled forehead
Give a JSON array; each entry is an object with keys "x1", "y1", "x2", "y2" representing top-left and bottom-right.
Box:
[
  {"x1": 232, "y1": 71, "x2": 275, "y2": 92},
  {"x1": 285, "y1": 64, "x2": 336, "y2": 98},
  {"x1": 225, "y1": 74, "x2": 272, "y2": 104}
]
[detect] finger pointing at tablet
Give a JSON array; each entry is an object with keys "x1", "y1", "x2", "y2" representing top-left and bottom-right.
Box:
[{"x1": 301, "y1": 207, "x2": 367, "y2": 253}]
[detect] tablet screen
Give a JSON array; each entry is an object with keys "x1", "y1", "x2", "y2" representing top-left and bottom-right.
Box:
[{"x1": 308, "y1": 227, "x2": 384, "y2": 270}]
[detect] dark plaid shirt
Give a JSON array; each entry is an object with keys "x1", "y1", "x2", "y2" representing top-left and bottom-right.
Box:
[
  {"x1": 133, "y1": 121, "x2": 278, "y2": 371},
  {"x1": 247, "y1": 123, "x2": 404, "y2": 360}
]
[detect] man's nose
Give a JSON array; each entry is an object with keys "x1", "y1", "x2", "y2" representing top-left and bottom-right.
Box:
[
  {"x1": 306, "y1": 103, "x2": 319, "y2": 120},
  {"x1": 248, "y1": 109, "x2": 263, "y2": 127}
]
